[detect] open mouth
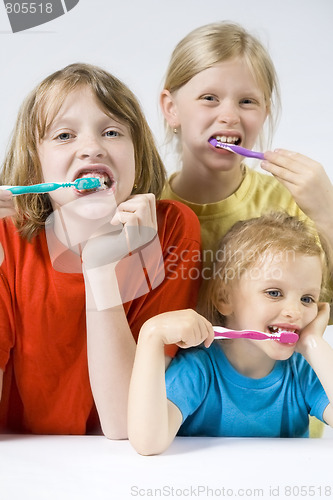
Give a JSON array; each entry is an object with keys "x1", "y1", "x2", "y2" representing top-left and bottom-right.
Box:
[
  {"x1": 74, "y1": 170, "x2": 115, "y2": 194},
  {"x1": 267, "y1": 326, "x2": 299, "y2": 344},
  {"x1": 210, "y1": 135, "x2": 241, "y2": 147}
]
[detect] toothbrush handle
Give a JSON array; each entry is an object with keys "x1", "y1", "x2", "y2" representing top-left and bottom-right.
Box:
[
  {"x1": 1, "y1": 182, "x2": 63, "y2": 195},
  {"x1": 230, "y1": 145, "x2": 265, "y2": 160},
  {"x1": 214, "y1": 329, "x2": 268, "y2": 340}
]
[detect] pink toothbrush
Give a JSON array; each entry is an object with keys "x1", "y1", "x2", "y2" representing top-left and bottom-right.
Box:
[
  {"x1": 209, "y1": 138, "x2": 265, "y2": 160},
  {"x1": 213, "y1": 326, "x2": 299, "y2": 344}
]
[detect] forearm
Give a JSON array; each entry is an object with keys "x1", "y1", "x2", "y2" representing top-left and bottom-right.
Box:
[
  {"x1": 302, "y1": 338, "x2": 333, "y2": 405},
  {"x1": 84, "y1": 264, "x2": 136, "y2": 440},
  {"x1": 128, "y1": 330, "x2": 178, "y2": 455},
  {"x1": 86, "y1": 305, "x2": 136, "y2": 439}
]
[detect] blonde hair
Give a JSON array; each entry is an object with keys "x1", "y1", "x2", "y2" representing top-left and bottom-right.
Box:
[
  {"x1": 202, "y1": 212, "x2": 331, "y2": 326},
  {"x1": 163, "y1": 21, "x2": 280, "y2": 149},
  {"x1": 1, "y1": 63, "x2": 166, "y2": 240}
]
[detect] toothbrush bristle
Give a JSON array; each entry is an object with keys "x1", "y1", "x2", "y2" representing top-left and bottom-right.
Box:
[
  {"x1": 276, "y1": 332, "x2": 299, "y2": 343},
  {"x1": 75, "y1": 177, "x2": 101, "y2": 190}
]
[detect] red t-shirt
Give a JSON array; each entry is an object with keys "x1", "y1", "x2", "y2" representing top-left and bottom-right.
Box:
[{"x1": 0, "y1": 200, "x2": 201, "y2": 434}]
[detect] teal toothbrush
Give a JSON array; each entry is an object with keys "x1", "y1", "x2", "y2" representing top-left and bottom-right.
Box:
[{"x1": 0, "y1": 177, "x2": 101, "y2": 196}]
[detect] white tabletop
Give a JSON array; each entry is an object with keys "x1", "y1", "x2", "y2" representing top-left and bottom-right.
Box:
[
  {"x1": 1, "y1": 327, "x2": 332, "y2": 500},
  {"x1": 0, "y1": 434, "x2": 332, "y2": 500}
]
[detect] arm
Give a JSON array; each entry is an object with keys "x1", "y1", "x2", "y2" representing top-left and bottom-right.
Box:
[
  {"x1": 296, "y1": 303, "x2": 333, "y2": 426},
  {"x1": 261, "y1": 150, "x2": 333, "y2": 250},
  {"x1": 82, "y1": 193, "x2": 158, "y2": 439},
  {"x1": 128, "y1": 309, "x2": 214, "y2": 455}
]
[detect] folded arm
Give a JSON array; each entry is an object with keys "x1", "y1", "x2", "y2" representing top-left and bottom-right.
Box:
[
  {"x1": 128, "y1": 309, "x2": 214, "y2": 455},
  {"x1": 296, "y1": 303, "x2": 333, "y2": 426}
]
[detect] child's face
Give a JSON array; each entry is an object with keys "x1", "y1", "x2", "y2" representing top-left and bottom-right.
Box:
[
  {"x1": 37, "y1": 86, "x2": 136, "y2": 213},
  {"x1": 220, "y1": 251, "x2": 322, "y2": 361},
  {"x1": 168, "y1": 58, "x2": 267, "y2": 174}
]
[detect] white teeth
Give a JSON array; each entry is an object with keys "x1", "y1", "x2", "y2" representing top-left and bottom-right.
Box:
[
  {"x1": 268, "y1": 326, "x2": 296, "y2": 334},
  {"x1": 215, "y1": 135, "x2": 239, "y2": 144}
]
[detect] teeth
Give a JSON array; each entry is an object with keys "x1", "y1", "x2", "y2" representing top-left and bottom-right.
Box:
[
  {"x1": 76, "y1": 172, "x2": 113, "y2": 191},
  {"x1": 268, "y1": 326, "x2": 296, "y2": 335},
  {"x1": 215, "y1": 135, "x2": 240, "y2": 144}
]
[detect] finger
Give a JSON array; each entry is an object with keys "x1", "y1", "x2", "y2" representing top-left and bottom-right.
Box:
[
  {"x1": 112, "y1": 197, "x2": 157, "y2": 229},
  {"x1": 203, "y1": 323, "x2": 215, "y2": 348}
]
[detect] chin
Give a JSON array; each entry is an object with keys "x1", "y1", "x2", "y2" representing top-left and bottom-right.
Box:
[
  {"x1": 74, "y1": 198, "x2": 117, "y2": 220},
  {"x1": 270, "y1": 348, "x2": 295, "y2": 361}
]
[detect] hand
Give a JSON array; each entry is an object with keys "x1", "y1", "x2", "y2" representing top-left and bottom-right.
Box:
[
  {"x1": 0, "y1": 190, "x2": 15, "y2": 218},
  {"x1": 140, "y1": 309, "x2": 215, "y2": 349},
  {"x1": 81, "y1": 193, "x2": 159, "y2": 311},
  {"x1": 261, "y1": 149, "x2": 333, "y2": 226},
  {"x1": 296, "y1": 302, "x2": 330, "y2": 356},
  {"x1": 82, "y1": 193, "x2": 157, "y2": 268}
]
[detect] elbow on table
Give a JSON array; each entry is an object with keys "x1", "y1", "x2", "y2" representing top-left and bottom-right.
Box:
[
  {"x1": 101, "y1": 421, "x2": 129, "y2": 441},
  {"x1": 128, "y1": 431, "x2": 169, "y2": 456}
]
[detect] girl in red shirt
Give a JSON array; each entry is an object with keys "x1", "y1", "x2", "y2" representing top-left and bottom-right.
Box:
[{"x1": 0, "y1": 63, "x2": 201, "y2": 438}]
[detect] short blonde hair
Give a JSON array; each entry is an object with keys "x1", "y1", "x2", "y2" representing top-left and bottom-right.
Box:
[
  {"x1": 202, "y1": 212, "x2": 331, "y2": 326},
  {"x1": 163, "y1": 21, "x2": 280, "y2": 149},
  {"x1": 1, "y1": 63, "x2": 166, "y2": 240}
]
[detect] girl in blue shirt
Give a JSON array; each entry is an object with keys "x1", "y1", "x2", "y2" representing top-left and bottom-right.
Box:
[{"x1": 128, "y1": 212, "x2": 333, "y2": 455}]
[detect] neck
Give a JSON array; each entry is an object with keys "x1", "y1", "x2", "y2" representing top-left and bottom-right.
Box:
[
  {"x1": 220, "y1": 340, "x2": 275, "y2": 379},
  {"x1": 171, "y1": 163, "x2": 244, "y2": 204}
]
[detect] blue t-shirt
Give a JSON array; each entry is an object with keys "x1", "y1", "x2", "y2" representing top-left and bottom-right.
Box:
[{"x1": 165, "y1": 343, "x2": 329, "y2": 437}]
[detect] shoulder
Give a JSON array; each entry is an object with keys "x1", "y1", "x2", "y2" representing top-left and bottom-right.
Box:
[
  {"x1": 156, "y1": 199, "x2": 200, "y2": 241},
  {"x1": 169, "y1": 344, "x2": 221, "y2": 375},
  {"x1": 246, "y1": 169, "x2": 305, "y2": 217},
  {"x1": 0, "y1": 217, "x2": 45, "y2": 262},
  {"x1": 288, "y1": 353, "x2": 318, "y2": 381},
  {"x1": 248, "y1": 168, "x2": 288, "y2": 192},
  {"x1": 0, "y1": 217, "x2": 23, "y2": 249},
  {"x1": 156, "y1": 198, "x2": 199, "y2": 223}
]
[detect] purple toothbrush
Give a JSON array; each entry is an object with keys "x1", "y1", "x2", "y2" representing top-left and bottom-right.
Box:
[
  {"x1": 213, "y1": 326, "x2": 299, "y2": 344},
  {"x1": 209, "y1": 138, "x2": 265, "y2": 160}
]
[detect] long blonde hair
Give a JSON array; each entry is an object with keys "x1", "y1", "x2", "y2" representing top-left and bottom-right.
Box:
[
  {"x1": 1, "y1": 63, "x2": 166, "y2": 240},
  {"x1": 163, "y1": 21, "x2": 280, "y2": 149}
]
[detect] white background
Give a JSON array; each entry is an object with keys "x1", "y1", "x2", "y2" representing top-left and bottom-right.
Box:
[
  {"x1": 0, "y1": 3, "x2": 332, "y2": 497},
  {"x1": 0, "y1": 0, "x2": 332, "y2": 178}
]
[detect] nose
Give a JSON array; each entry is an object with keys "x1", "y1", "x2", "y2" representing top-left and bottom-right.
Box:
[
  {"x1": 217, "y1": 100, "x2": 240, "y2": 126},
  {"x1": 281, "y1": 299, "x2": 302, "y2": 321},
  {"x1": 76, "y1": 133, "x2": 106, "y2": 160}
]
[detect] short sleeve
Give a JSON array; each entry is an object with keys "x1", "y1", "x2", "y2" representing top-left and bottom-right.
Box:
[
  {"x1": 165, "y1": 348, "x2": 209, "y2": 422},
  {"x1": 296, "y1": 355, "x2": 330, "y2": 422}
]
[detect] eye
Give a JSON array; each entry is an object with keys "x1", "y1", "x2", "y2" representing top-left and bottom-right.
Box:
[
  {"x1": 301, "y1": 296, "x2": 315, "y2": 305},
  {"x1": 201, "y1": 94, "x2": 218, "y2": 102},
  {"x1": 240, "y1": 97, "x2": 260, "y2": 107},
  {"x1": 265, "y1": 289, "x2": 282, "y2": 299},
  {"x1": 104, "y1": 129, "x2": 120, "y2": 137},
  {"x1": 55, "y1": 132, "x2": 73, "y2": 141}
]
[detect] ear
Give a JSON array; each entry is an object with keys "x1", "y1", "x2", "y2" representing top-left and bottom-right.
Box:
[
  {"x1": 216, "y1": 299, "x2": 233, "y2": 317},
  {"x1": 214, "y1": 289, "x2": 234, "y2": 317},
  {"x1": 160, "y1": 89, "x2": 180, "y2": 128}
]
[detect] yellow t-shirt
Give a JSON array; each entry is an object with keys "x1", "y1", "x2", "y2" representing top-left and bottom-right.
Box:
[
  {"x1": 162, "y1": 167, "x2": 307, "y2": 262},
  {"x1": 162, "y1": 166, "x2": 324, "y2": 438}
]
